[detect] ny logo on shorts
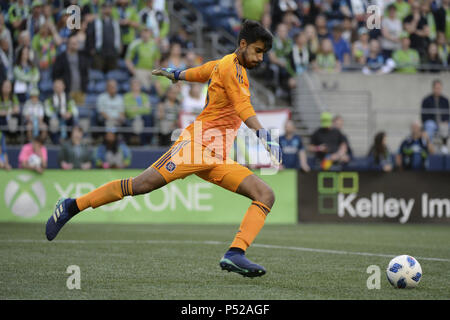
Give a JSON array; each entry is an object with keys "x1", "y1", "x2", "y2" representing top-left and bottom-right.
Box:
[{"x1": 165, "y1": 161, "x2": 177, "y2": 173}]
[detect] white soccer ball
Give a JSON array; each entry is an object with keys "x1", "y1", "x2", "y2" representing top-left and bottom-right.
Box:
[
  {"x1": 386, "y1": 255, "x2": 422, "y2": 289},
  {"x1": 28, "y1": 154, "x2": 42, "y2": 168}
]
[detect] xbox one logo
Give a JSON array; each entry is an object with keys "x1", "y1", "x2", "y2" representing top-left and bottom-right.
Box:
[
  {"x1": 4, "y1": 174, "x2": 46, "y2": 218},
  {"x1": 318, "y1": 172, "x2": 359, "y2": 214}
]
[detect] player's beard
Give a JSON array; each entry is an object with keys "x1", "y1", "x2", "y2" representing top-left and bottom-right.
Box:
[{"x1": 242, "y1": 48, "x2": 260, "y2": 69}]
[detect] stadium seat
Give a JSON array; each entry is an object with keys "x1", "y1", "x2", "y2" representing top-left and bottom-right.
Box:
[
  {"x1": 187, "y1": 0, "x2": 218, "y2": 6},
  {"x1": 87, "y1": 80, "x2": 96, "y2": 94},
  {"x1": 345, "y1": 157, "x2": 370, "y2": 171},
  {"x1": 88, "y1": 69, "x2": 105, "y2": 82},
  {"x1": 118, "y1": 59, "x2": 128, "y2": 71},
  {"x1": 77, "y1": 106, "x2": 92, "y2": 119},
  {"x1": 84, "y1": 94, "x2": 99, "y2": 107},
  {"x1": 106, "y1": 70, "x2": 130, "y2": 82},
  {"x1": 428, "y1": 154, "x2": 445, "y2": 171},
  {"x1": 39, "y1": 79, "x2": 53, "y2": 92},
  {"x1": 120, "y1": 81, "x2": 130, "y2": 93},
  {"x1": 444, "y1": 156, "x2": 450, "y2": 171},
  {"x1": 94, "y1": 81, "x2": 107, "y2": 93}
]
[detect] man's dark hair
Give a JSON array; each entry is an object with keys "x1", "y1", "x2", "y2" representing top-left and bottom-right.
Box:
[
  {"x1": 432, "y1": 79, "x2": 442, "y2": 87},
  {"x1": 238, "y1": 20, "x2": 273, "y2": 52}
]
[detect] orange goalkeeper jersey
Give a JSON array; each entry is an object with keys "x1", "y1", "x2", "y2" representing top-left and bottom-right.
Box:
[{"x1": 178, "y1": 53, "x2": 256, "y2": 159}]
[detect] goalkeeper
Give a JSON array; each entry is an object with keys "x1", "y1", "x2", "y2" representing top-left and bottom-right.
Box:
[{"x1": 45, "y1": 20, "x2": 282, "y2": 278}]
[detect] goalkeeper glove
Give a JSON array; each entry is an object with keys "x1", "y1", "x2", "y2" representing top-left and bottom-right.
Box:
[
  {"x1": 256, "y1": 128, "x2": 282, "y2": 165},
  {"x1": 152, "y1": 68, "x2": 182, "y2": 83}
]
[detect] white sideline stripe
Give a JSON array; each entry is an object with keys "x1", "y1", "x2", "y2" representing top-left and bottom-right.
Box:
[{"x1": 1, "y1": 239, "x2": 450, "y2": 262}]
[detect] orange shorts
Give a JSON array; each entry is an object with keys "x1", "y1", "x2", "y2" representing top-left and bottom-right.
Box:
[{"x1": 151, "y1": 140, "x2": 253, "y2": 192}]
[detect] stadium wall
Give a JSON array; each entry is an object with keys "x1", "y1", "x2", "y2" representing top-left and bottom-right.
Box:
[
  {"x1": 298, "y1": 171, "x2": 450, "y2": 224},
  {"x1": 310, "y1": 73, "x2": 450, "y2": 154}
]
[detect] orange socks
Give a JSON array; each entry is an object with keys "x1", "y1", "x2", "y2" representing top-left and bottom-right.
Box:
[
  {"x1": 230, "y1": 201, "x2": 271, "y2": 251},
  {"x1": 76, "y1": 178, "x2": 133, "y2": 211}
]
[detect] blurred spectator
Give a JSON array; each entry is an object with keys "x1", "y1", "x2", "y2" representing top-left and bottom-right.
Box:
[
  {"x1": 433, "y1": 0, "x2": 450, "y2": 42},
  {"x1": 0, "y1": 13, "x2": 13, "y2": 67},
  {"x1": 279, "y1": 119, "x2": 310, "y2": 171},
  {"x1": 352, "y1": 27, "x2": 370, "y2": 66},
  {"x1": 80, "y1": 0, "x2": 102, "y2": 20},
  {"x1": 308, "y1": 111, "x2": 349, "y2": 170},
  {"x1": 7, "y1": 0, "x2": 30, "y2": 41},
  {"x1": 381, "y1": 4, "x2": 402, "y2": 59},
  {"x1": 329, "y1": 24, "x2": 351, "y2": 67},
  {"x1": 169, "y1": 28, "x2": 195, "y2": 51},
  {"x1": 55, "y1": 11, "x2": 72, "y2": 54},
  {"x1": 72, "y1": 22, "x2": 88, "y2": 52},
  {"x1": 154, "y1": 55, "x2": 173, "y2": 97},
  {"x1": 421, "y1": 79, "x2": 449, "y2": 153},
  {"x1": 95, "y1": 128, "x2": 132, "y2": 169},
  {"x1": 44, "y1": 79, "x2": 79, "y2": 144},
  {"x1": 396, "y1": 121, "x2": 435, "y2": 170},
  {"x1": 14, "y1": 31, "x2": 36, "y2": 64},
  {"x1": 185, "y1": 51, "x2": 202, "y2": 69},
  {"x1": 96, "y1": 79, "x2": 126, "y2": 127},
  {"x1": 27, "y1": 0, "x2": 46, "y2": 38},
  {"x1": 368, "y1": 131, "x2": 393, "y2": 172},
  {"x1": 403, "y1": 0, "x2": 429, "y2": 59},
  {"x1": 59, "y1": 125, "x2": 93, "y2": 170},
  {"x1": 114, "y1": 0, "x2": 141, "y2": 57},
  {"x1": 52, "y1": 35, "x2": 89, "y2": 106},
  {"x1": 332, "y1": 114, "x2": 353, "y2": 160},
  {"x1": 393, "y1": 0, "x2": 411, "y2": 22},
  {"x1": 0, "y1": 80, "x2": 21, "y2": 137},
  {"x1": 139, "y1": 0, "x2": 170, "y2": 41},
  {"x1": 420, "y1": 42, "x2": 444, "y2": 72},
  {"x1": 268, "y1": 23, "x2": 294, "y2": 96},
  {"x1": 157, "y1": 85, "x2": 181, "y2": 146},
  {"x1": 392, "y1": 32, "x2": 420, "y2": 73},
  {"x1": 13, "y1": 46, "x2": 40, "y2": 104},
  {"x1": 281, "y1": 11, "x2": 302, "y2": 38},
  {"x1": 314, "y1": 14, "x2": 330, "y2": 40},
  {"x1": 42, "y1": 2, "x2": 56, "y2": 25},
  {"x1": 0, "y1": 131, "x2": 12, "y2": 170},
  {"x1": 181, "y1": 83, "x2": 206, "y2": 114},
  {"x1": 125, "y1": 26, "x2": 161, "y2": 91},
  {"x1": 436, "y1": 31, "x2": 449, "y2": 66},
  {"x1": 124, "y1": 78, "x2": 153, "y2": 144},
  {"x1": 31, "y1": 22, "x2": 62, "y2": 72},
  {"x1": 341, "y1": 16, "x2": 354, "y2": 44},
  {"x1": 322, "y1": 0, "x2": 352, "y2": 24},
  {"x1": 362, "y1": 39, "x2": 395, "y2": 75},
  {"x1": 271, "y1": 0, "x2": 301, "y2": 28},
  {"x1": 18, "y1": 130, "x2": 48, "y2": 174},
  {"x1": 313, "y1": 38, "x2": 341, "y2": 73},
  {"x1": 304, "y1": 24, "x2": 319, "y2": 55},
  {"x1": 0, "y1": 37, "x2": 13, "y2": 82},
  {"x1": 23, "y1": 87, "x2": 47, "y2": 141},
  {"x1": 288, "y1": 31, "x2": 312, "y2": 76},
  {"x1": 167, "y1": 42, "x2": 186, "y2": 70},
  {"x1": 86, "y1": 1, "x2": 122, "y2": 73},
  {"x1": 235, "y1": 0, "x2": 270, "y2": 22},
  {"x1": 421, "y1": 0, "x2": 436, "y2": 41}
]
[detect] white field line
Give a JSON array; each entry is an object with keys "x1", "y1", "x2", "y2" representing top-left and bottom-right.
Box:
[{"x1": 1, "y1": 239, "x2": 450, "y2": 263}]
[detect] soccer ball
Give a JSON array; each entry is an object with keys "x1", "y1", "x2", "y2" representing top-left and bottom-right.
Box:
[
  {"x1": 28, "y1": 154, "x2": 42, "y2": 169},
  {"x1": 386, "y1": 255, "x2": 422, "y2": 289}
]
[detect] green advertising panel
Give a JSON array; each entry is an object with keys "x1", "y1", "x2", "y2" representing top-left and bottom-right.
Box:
[{"x1": 0, "y1": 170, "x2": 296, "y2": 224}]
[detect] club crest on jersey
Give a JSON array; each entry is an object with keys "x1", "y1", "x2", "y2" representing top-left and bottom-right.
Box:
[{"x1": 165, "y1": 161, "x2": 176, "y2": 173}]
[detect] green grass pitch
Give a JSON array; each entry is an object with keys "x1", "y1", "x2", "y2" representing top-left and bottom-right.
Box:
[{"x1": 0, "y1": 222, "x2": 449, "y2": 300}]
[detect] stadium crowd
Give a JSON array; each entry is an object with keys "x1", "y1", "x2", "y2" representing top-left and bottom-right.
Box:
[{"x1": 0, "y1": 0, "x2": 449, "y2": 172}]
